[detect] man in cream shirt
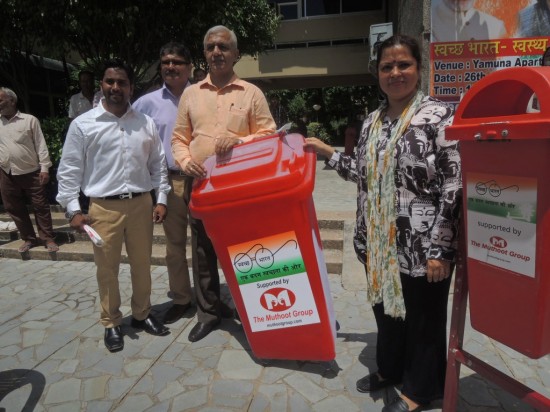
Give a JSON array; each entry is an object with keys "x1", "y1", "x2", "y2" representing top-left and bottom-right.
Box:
[{"x1": 171, "y1": 25, "x2": 276, "y2": 342}]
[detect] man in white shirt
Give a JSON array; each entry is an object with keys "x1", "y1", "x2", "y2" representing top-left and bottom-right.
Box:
[
  {"x1": 56, "y1": 59, "x2": 172, "y2": 352},
  {"x1": 68, "y1": 70, "x2": 95, "y2": 120},
  {"x1": 432, "y1": 0, "x2": 507, "y2": 42}
]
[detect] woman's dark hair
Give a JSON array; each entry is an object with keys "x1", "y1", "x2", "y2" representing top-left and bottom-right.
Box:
[{"x1": 375, "y1": 34, "x2": 422, "y2": 72}]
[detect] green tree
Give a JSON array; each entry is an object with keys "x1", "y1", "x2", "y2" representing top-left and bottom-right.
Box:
[
  {"x1": 269, "y1": 86, "x2": 378, "y2": 144},
  {"x1": 57, "y1": 0, "x2": 279, "y2": 84},
  {"x1": 0, "y1": 0, "x2": 69, "y2": 111},
  {"x1": 0, "y1": 0, "x2": 280, "y2": 107}
]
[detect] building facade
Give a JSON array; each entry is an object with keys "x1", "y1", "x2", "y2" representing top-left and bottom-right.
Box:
[{"x1": 236, "y1": 0, "x2": 428, "y2": 91}]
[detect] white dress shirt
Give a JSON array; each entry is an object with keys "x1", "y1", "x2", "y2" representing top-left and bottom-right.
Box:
[
  {"x1": 68, "y1": 92, "x2": 93, "y2": 119},
  {"x1": 56, "y1": 102, "x2": 170, "y2": 213}
]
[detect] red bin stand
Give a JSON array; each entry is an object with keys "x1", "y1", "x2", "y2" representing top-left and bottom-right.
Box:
[
  {"x1": 443, "y1": 67, "x2": 550, "y2": 411},
  {"x1": 189, "y1": 133, "x2": 336, "y2": 361}
]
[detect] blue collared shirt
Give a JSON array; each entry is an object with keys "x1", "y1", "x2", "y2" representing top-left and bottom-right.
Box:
[{"x1": 132, "y1": 83, "x2": 190, "y2": 170}]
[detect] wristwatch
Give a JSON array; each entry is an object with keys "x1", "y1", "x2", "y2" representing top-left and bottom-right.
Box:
[{"x1": 65, "y1": 210, "x2": 82, "y2": 222}]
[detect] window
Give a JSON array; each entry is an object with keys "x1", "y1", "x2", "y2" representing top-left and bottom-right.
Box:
[
  {"x1": 267, "y1": 0, "x2": 382, "y2": 19},
  {"x1": 304, "y1": 0, "x2": 383, "y2": 17},
  {"x1": 268, "y1": 0, "x2": 301, "y2": 20}
]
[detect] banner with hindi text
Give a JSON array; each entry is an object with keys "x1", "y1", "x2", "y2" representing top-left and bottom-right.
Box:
[{"x1": 430, "y1": 0, "x2": 549, "y2": 106}]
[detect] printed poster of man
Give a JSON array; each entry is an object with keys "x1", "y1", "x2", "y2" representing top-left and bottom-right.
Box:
[{"x1": 430, "y1": 0, "x2": 550, "y2": 106}]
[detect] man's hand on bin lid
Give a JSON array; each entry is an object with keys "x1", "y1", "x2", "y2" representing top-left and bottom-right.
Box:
[{"x1": 215, "y1": 136, "x2": 242, "y2": 155}]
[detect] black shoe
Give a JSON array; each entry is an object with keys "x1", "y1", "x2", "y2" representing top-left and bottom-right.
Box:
[
  {"x1": 382, "y1": 397, "x2": 422, "y2": 412},
  {"x1": 188, "y1": 320, "x2": 220, "y2": 342},
  {"x1": 131, "y1": 314, "x2": 170, "y2": 336},
  {"x1": 104, "y1": 326, "x2": 124, "y2": 352},
  {"x1": 356, "y1": 372, "x2": 395, "y2": 393},
  {"x1": 220, "y1": 302, "x2": 235, "y2": 319},
  {"x1": 163, "y1": 303, "x2": 191, "y2": 324}
]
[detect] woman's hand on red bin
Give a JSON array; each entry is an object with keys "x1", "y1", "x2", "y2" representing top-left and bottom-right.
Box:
[
  {"x1": 303, "y1": 137, "x2": 335, "y2": 159},
  {"x1": 427, "y1": 259, "x2": 451, "y2": 283}
]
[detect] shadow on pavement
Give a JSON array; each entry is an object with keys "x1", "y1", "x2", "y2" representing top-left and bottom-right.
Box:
[{"x1": 0, "y1": 369, "x2": 46, "y2": 412}]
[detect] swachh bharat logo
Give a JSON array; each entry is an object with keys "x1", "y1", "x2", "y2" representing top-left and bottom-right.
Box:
[{"x1": 260, "y1": 288, "x2": 296, "y2": 312}]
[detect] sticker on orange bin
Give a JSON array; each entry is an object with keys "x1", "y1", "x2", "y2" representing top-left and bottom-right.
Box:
[
  {"x1": 466, "y1": 172, "x2": 537, "y2": 277},
  {"x1": 228, "y1": 231, "x2": 320, "y2": 332}
]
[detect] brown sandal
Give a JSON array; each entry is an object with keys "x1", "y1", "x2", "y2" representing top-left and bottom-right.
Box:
[
  {"x1": 46, "y1": 241, "x2": 59, "y2": 252},
  {"x1": 18, "y1": 241, "x2": 35, "y2": 253}
]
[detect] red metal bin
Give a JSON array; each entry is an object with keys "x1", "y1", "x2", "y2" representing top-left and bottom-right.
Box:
[
  {"x1": 189, "y1": 133, "x2": 336, "y2": 361},
  {"x1": 446, "y1": 67, "x2": 550, "y2": 358}
]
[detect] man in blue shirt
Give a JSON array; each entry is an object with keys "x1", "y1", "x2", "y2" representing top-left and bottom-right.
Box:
[{"x1": 133, "y1": 42, "x2": 195, "y2": 325}]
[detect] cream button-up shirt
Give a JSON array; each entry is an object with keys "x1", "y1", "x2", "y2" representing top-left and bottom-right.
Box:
[
  {"x1": 0, "y1": 112, "x2": 52, "y2": 175},
  {"x1": 171, "y1": 74, "x2": 276, "y2": 169}
]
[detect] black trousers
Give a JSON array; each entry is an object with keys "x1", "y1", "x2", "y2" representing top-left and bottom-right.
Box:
[
  {"x1": 0, "y1": 169, "x2": 55, "y2": 243},
  {"x1": 184, "y1": 176, "x2": 223, "y2": 324},
  {"x1": 372, "y1": 271, "x2": 452, "y2": 405}
]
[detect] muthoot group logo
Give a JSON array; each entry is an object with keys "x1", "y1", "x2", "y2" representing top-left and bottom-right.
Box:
[
  {"x1": 260, "y1": 288, "x2": 296, "y2": 312},
  {"x1": 490, "y1": 236, "x2": 507, "y2": 248}
]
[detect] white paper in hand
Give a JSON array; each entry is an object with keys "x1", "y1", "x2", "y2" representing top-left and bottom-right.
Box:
[{"x1": 83, "y1": 224, "x2": 104, "y2": 247}]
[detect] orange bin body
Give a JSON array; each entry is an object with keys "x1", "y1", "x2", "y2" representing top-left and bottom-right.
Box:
[
  {"x1": 189, "y1": 133, "x2": 336, "y2": 361},
  {"x1": 447, "y1": 67, "x2": 550, "y2": 358}
]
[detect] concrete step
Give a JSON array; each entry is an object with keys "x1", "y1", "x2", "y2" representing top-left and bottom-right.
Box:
[
  {"x1": 0, "y1": 239, "x2": 344, "y2": 274},
  {"x1": 0, "y1": 210, "x2": 346, "y2": 274},
  {"x1": 0, "y1": 217, "x2": 343, "y2": 250}
]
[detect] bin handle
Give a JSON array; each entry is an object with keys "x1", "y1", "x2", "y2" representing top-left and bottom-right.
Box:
[{"x1": 456, "y1": 67, "x2": 550, "y2": 120}]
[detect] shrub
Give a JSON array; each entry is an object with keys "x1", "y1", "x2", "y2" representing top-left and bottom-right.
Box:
[
  {"x1": 307, "y1": 122, "x2": 332, "y2": 144},
  {"x1": 41, "y1": 117, "x2": 69, "y2": 168},
  {"x1": 40, "y1": 117, "x2": 69, "y2": 204}
]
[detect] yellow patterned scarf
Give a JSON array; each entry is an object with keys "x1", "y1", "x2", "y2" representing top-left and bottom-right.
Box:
[{"x1": 365, "y1": 91, "x2": 424, "y2": 319}]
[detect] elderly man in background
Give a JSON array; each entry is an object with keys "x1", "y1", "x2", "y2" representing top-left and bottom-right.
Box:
[
  {"x1": 171, "y1": 25, "x2": 276, "y2": 342},
  {"x1": 0, "y1": 87, "x2": 58, "y2": 253}
]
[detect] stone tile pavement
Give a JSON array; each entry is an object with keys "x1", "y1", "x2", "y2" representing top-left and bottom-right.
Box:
[
  {"x1": 1, "y1": 154, "x2": 549, "y2": 411},
  {"x1": 0, "y1": 257, "x2": 549, "y2": 412}
]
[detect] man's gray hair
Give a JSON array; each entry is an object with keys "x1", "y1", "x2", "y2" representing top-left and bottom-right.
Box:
[
  {"x1": 203, "y1": 25, "x2": 238, "y2": 50},
  {"x1": 0, "y1": 87, "x2": 17, "y2": 103}
]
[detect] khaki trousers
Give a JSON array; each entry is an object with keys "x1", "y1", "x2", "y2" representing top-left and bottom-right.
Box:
[
  {"x1": 89, "y1": 194, "x2": 153, "y2": 328},
  {"x1": 163, "y1": 175, "x2": 192, "y2": 305}
]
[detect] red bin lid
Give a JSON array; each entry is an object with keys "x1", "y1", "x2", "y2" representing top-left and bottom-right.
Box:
[
  {"x1": 447, "y1": 67, "x2": 550, "y2": 142},
  {"x1": 190, "y1": 133, "x2": 314, "y2": 208}
]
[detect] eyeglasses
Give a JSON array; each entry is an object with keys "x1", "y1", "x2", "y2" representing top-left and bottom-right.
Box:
[{"x1": 160, "y1": 59, "x2": 190, "y2": 66}]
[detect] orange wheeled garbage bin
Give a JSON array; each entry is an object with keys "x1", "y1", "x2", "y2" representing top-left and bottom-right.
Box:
[
  {"x1": 446, "y1": 66, "x2": 550, "y2": 358},
  {"x1": 189, "y1": 133, "x2": 336, "y2": 361}
]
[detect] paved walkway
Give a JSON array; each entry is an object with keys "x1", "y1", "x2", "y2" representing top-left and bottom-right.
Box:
[{"x1": 0, "y1": 154, "x2": 549, "y2": 411}]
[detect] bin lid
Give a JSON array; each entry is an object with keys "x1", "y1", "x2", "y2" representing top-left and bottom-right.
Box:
[
  {"x1": 447, "y1": 67, "x2": 550, "y2": 141},
  {"x1": 190, "y1": 133, "x2": 314, "y2": 207}
]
